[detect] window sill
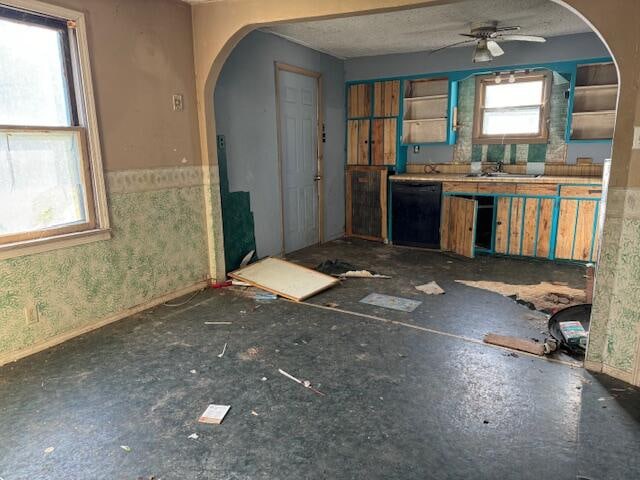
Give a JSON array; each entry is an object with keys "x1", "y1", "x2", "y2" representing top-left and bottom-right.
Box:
[
  {"x1": 0, "y1": 228, "x2": 111, "y2": 261},
  {"x1": 473, "y1": 136, "x2": 548, "y2": 145}
]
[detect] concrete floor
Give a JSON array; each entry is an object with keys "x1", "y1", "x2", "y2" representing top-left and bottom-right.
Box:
[{"x1": 0, "y1": 239, "x2": 638, "y2": 479}]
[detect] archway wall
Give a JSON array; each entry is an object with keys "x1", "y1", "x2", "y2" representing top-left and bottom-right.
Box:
[{"x1": 191, "y1": 0, "x2": 640, "y2": 385}]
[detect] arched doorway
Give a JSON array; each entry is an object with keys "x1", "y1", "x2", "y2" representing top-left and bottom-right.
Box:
[{"x1": 194, "y1": 0, "x2": 640, "y2": 386}]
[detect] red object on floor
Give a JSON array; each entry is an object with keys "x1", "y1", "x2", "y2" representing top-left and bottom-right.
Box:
[{"x1": 210, "y1": 280, "x2": 232, "y2": 289}]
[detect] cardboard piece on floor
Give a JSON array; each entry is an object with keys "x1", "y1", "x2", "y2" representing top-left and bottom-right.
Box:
[
  {"x1": 483, "y1": 333, "x2": 545, "y2": 356},
  {"x1": 198, "y1": 404, "x2": 230, "y2": 424},
  {"x1": 415, "y1": 281, "x2": 445, "y2": 295},
  {"x1": 359, "y1": 293, "x2": 422, "y2": 312},
  {"x1": 229, "y1": 257, "x2": 339, "y2": 302}
]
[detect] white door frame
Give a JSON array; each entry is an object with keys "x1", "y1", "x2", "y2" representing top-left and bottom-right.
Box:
[{"x1": 274, "y1": 62, "x2": 324, "y2": 255}]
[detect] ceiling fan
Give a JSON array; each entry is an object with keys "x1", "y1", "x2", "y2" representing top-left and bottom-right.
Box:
[{"x1": 431, "y1": 21, "x2": 546, "y2": 63}]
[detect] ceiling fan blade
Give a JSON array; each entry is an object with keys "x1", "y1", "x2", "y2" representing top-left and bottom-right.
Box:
[
  {"x1": 486, "y1": 40, "x2": 504, "y2": 57},
  {"x1": 498, "y1": 34, "x2": 546, "y2": 43},
  {"x1": 495, "y1": 25, "x2": 521, "y2": 32},
  {"x1": 459, "y1": 33, "x2": 479, "y2": 38},
  {"x1": 430, "y1": 39, "x2": 476, "y2": 55}
]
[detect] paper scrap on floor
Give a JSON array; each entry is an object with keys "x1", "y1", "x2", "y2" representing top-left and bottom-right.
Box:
[
  {"x1": 198, "y1": 404, "x2": 230, "y2": 424},
  {"x1": 359, "y1": 293, "x2": 421, "y2": 312},
  {"x1": 415, "y1": 281, "x2": 445, "y2": 295}
]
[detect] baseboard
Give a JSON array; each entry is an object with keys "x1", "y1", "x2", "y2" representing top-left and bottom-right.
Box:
[
  {"x1": 0, "y1": 280, "x2": 209, "y2": 367},
  {"x1": 585, "y1": 359, "x2": 636, "y2": 385},
  {"x1": 584, "y1": 359, "x2": 603, "y2": 373}
]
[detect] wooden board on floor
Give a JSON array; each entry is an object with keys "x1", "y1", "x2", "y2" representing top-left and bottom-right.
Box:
[
  {"x1": 484, "y1": 333, "x2": 545, "y2": 356},
  {"x1": 229, "y1": 257, "x2": 339, "y2": 302}
]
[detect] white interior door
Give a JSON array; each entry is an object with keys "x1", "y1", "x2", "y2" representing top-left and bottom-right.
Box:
[{"x1": 279, "y1": 69, "x2": 319, "y2": 253}]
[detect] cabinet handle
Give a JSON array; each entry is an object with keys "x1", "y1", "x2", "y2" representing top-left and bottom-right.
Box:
[{"x1": 496, "y1": 221, "x2": 502, "y2": 225}]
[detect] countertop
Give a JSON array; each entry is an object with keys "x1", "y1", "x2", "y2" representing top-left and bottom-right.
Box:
[{"x1": 389, "y1": 173, "x2": 602, "y2": 185}]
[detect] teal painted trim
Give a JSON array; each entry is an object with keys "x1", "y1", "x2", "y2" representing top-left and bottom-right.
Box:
[
  {"x1": 549, "y1": 197, "x2": 561, "y2": 260},
  {"x1": 506, "y1": 197, "x2": 513, "y2": 254},
  {"x1": 570, "y1": 200, "x2": 581, "y2": 259},
  {"x1": 490, "y1": 196, "x2": 498, "y2": 254},
  {"x1": 518, "y1": 198, "x2": 526, "y2": 255},
  {"x1": 589, "y1": 200, "x2": 600, "y2": 262},
  {"x1": 346, "y1": 57, "x2": 613, "y2": 85},
  {"x1": 397, "y1": 79, "x2": 407, "y2": 172},
  {"x1": 534, "y1": 198, "x2": 542, "y2": 256},
  {"x1": 472, "y1": 201, "x2": 479, "y2": 258},
  {"x1": 447, "y1": 79, "x2": 459, "y2": 145},
  {"x1": 566, "y1": 138, "x2": 614, "y2": 144},
  {"x1": 401, "y1": 141, "x2": 450, "y2": 146},
  {"x1": 387, "y1": 177, "x2": 394, "y2": 242},
  {"x1": 565, "y1": 63, "x2": 578, "y2": 143}
]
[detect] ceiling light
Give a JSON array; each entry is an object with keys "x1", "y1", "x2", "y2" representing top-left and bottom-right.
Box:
[
  {"x1": 509, "y1": 73, "x2": 516, "y2": 83},
  {"x1": 472, "y1": 39, "x2": 493, "y2": 63},
  {"x1": 494, "y1": 73, "x2": 502, "y2": 84}
]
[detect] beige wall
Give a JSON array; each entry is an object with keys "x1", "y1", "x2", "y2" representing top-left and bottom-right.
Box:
[
  {"x1": 191, "y1": 0, "x2": 640, "y2": 385},
  {"x1": 47, "y1": 0, "x2": 200, "y2": 171}
]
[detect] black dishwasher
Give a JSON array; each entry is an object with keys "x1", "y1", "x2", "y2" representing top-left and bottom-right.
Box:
[{"x1": 391, "y1": 181, "x2": 442, "y2": 248}]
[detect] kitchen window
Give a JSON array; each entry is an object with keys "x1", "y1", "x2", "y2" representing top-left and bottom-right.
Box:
[
  {"x1": 0, "y1": 1, "x2": 108, "y2": 258},
  {"x1": 473, "y1": 71, "x2": 552, "y2": 144}
]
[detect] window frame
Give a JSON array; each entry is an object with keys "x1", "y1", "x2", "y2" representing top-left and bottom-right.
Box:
[
  {"x1": 0, "y1": 0, "x2": 109, "y2": 259},
  {"x1": 472, "y1": 71, "x2": 552, "y2": 145}
]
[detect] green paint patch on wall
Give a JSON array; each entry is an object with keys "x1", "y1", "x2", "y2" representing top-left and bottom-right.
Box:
[
  {"x1": 486, "y1": 144, "x2": 505, "y2": 163},
  {"x1": 527, "y1": 144, "x2": 548, "y2": 162},
  {"x1": 217, "y1": 135, "x2": 257, "y2": 272},
  {"x1": 0, "y1": 185, "x2": 210, "y2": 357},
  {"x1": 471, "y1": 144, "x2": 483, "y2": 163}
]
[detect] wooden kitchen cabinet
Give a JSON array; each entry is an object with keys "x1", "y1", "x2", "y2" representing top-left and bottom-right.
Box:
[
  {"x1": 347, "y1": 119, "x2": 370, "y2": 165},
  {"x1": 495, "y1": 196, "x2": 554, "y2": 258},
  {"x1": 441, "y1": 196, "x2": 477, "y2": 257},
  {"x1": 346, "y1": 166, "x2": 388, "y2": 242},
  {"x1": 373, "y1": 80, "x2": 400, "y2": 117},
  {"x1": 371, "y1": 118, "x2": 397, "y2": 166},
  {"x1": 347, "y1": 83, "x2": 371, "y2": 118},
  {"x1": 555, "y1": 199, "x2": 599, "y2": 261}
]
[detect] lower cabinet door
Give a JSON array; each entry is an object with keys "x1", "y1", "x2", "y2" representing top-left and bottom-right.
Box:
[
  {"x1": 441, "y1": 196, "x2": 477, "y2": 258},
  {"x1": 495, "y1": 196, "x2": 554, "y2": 258},
  {"x1": 555, "y1": 199, "x2": 600, "y2": 261}
]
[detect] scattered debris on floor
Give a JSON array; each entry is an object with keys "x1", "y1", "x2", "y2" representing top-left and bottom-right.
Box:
[
  {"x1": 210, "y1": 280, "x2": 232, "y2": 289},
  {"x1": 484, "y1": 333, "x2": 546, "y2": 356},
  {"x1": 44, "y1": 447, "x2": 55, "y2": 454},
  {"x1": 251, "y1": 410, "x2": 259, "y2": 416},
  {"x1": 230, "y1": 257, "x2": 339, "y2": 301},
  {"x1": 120, "y1": 445, "x2": 131, "y2": 452},
  {"x1": 239, "y1": 346, "x2": 262, "y2": 361},
  {"x1": 316, "y1": 259, "x2": 390, "y2": 279},
  {"x1": 454, "y1": 280, "x2": 586, "y2": 312},
  {"x1": 547, "y1": 304, "x2": 591, "y2": 355},
  {"x1": 188, "y1": 433, "x2": 199, "y2": 440},
  {"x1": 415, "y1": 281, "x2": 445, "y2": 295},
  {"x1": 204, "y1": 321, "x2": 233, "y2": 325},
  {"x1": 231, "y1": 279, "x2": 251, "y2": 287},
  {"x1": 278, "y1": 368, "x2": 325, "y2": 396},
  {"x1": 190, "y1": 369, "x2": 197, "y2": 374},
  {"x1": 360, "y1": 293, "x2": 422, "y2": 312},
  {"x1": 239, "y1": 250, "x2": 255, "y2": 268},
  {"x1": 217, "y1": 343, "x2": 227, "y2": 358},
  {"x1": 325, "y1": 302, "x2": 340, "y2": 308},
  {"x1": 255, "y1": 292, "x2": 278, "y2": 301},
  {"x1": 198, "y1": 404, "x2": 231, "y2": 425},
  {"x1": 261, "y1": 376, "x2": 267, "y2": 381}
]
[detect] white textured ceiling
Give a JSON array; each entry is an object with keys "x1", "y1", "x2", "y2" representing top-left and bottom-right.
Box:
[{"x1": 261, "y1": 0, "x2": 591, "y2": 59}]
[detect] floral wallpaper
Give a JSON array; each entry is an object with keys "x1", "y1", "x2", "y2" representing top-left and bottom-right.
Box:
[{"x1": 0, "y1": 167, "x2": 210, "y2": 358}]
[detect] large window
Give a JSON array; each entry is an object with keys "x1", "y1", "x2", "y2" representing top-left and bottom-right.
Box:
[
  {"x1": 473, "y1": 71, "x2": 551, "y2": 144},
  {"x1": 0, "y1": 2, "x2": 107, "y2": 255}
]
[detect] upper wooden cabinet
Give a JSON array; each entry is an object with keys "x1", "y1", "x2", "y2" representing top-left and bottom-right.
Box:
[
  {"x1": 402, "y1": 77, "x2": 457, "y2": 145},
  {"x1": 373, "y1": 80, "x2": 400, "y2": 117},
  {"x1": 347, "y1": 83, "x2": 371, "y2": 118},
  {"x1": 371, "y1": 118, "x2": 397, "y2": 166}
]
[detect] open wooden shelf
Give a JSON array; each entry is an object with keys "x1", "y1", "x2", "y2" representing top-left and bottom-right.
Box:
[
  {"x1": 570, "y1": 62, "x2": 618, "y2": 141},
  {"x1": 402, "y1": 78, "x2": 449, "y2": 143}
]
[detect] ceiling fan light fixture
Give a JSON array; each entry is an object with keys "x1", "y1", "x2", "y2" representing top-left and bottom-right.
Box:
[{"x1": 472, "y1": 39, "x2": 493, "y2": 63}]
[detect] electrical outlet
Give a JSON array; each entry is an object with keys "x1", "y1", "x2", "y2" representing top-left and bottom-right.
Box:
[
  {"x1": 413, "y1": 145, "x2": 420, "y2": 154},
  {"x1": 217, "y1": 135, "x2": 225, "y2": 149},
  {"x1": 633, "y1": 126, "x2": 640, "y2": 150},
  {"x1": 172, "y1": 94, "x2": 184, "y2": 112},
  {"x1": 24, "y1": 302, "x2": 39, "y2": 325}
]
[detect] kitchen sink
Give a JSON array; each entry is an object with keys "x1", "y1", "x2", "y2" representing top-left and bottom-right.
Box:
[{"x1": 465, "y1": 172, "x2": 540, "y2": 178}]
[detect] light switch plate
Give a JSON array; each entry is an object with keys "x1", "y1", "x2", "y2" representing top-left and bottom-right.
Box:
[
  {"x1": 172, "y1": 94, "x2": 184, "y2": 112},
  {"x1": 633, "y1": 126, "x2": 640, "y2": 149}
]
